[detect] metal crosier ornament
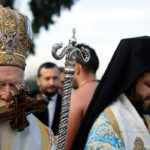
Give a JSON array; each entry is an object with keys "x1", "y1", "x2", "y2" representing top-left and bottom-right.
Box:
[{"x1": 52, "y1": 28, "x2": 90, "y2": 150}]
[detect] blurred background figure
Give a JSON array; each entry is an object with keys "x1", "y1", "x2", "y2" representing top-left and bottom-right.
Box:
[
  {"x1": 31, "y1": 62, "x2": 62, "y2": 136},
  {"x1": 66, "y1": 43, "x2": 100, "y2": 149},
  {"x1": 58, "y1": 67, "x2": 65, "y2": 95}
]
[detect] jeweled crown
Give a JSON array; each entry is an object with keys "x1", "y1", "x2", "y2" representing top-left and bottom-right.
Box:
[{"x1": 0, "y1": 5, "x2": 32, "y2": 69}]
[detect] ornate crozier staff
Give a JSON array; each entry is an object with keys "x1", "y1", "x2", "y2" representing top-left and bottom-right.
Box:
[{"x1": 52, "y1": 28, "x2": 90, "y2": 150}]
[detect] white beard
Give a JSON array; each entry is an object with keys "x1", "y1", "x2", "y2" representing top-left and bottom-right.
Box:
[{"x1": 0, "y1": 121, "x2": 16, "y2": 150}]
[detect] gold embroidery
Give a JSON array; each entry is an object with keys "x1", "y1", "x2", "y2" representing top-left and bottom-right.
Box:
[
  {"x1": 54, "y1": 136, "x2": 58, "y2": 145},
  {"x1": 85, "y1": 112, "x2": 125, "y2": 149},
  {"x1": 87, "y1": 142, "x2": 117, "y2": 150},
  {"x1": 104, "y1": 107, "x2": 124, "y2": 144},
  {"x1": 0, "y1": 5, "x2": 32, "y2": 69},
  {"x1": 133, "y1": 137, "x2": 146, "y2": 150},
  {"x1": 35, "y1": 117, "x2": 52, "y2": 150},
  {"x1": 144, "y1": 115, "x2": 150, "y2": 134}
]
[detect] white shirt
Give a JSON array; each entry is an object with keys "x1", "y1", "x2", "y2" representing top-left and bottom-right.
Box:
[{"x1": 48, "y1": 93, "x2": 58, "y2": 127}]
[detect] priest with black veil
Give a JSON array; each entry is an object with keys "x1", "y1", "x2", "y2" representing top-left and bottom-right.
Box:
[{"x1": 71, "y1": 36, "x2": 150, "y2": 149}]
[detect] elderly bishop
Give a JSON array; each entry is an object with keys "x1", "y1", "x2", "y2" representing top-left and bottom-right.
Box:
[{"x1": 0, "y1": 5, "x2": 56, "y2": 150}]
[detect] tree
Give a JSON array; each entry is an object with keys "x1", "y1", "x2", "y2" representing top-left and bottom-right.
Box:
[{"x1": 0, "y1": 0, "x2": 78, "y2": 54}]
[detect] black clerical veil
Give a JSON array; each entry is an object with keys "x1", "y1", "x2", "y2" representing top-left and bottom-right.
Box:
[{"x1": 71, "y1": 36, "x2": 150, "y2": 150}]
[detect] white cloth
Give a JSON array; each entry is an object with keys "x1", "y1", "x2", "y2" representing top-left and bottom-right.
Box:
[
  {"x1": 48, "y1": 93, "x2": 58, "y2": 127},
  {"x1": 110, "y1": 93, "x2": 150, "y2": 150},
  {"x1": 11, "y1": 114, "x2": 56, "y2": 150}
]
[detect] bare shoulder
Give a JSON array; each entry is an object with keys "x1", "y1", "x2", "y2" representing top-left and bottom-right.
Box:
[
  {"x1": 70, "y1": 89, "x2": 82, "y2": 107},
  {"x1": 71, "y1": 82, "x2": 98, "y2": 108}
]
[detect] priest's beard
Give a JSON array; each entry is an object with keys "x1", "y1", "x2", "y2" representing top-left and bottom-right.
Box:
[
  {"x1": 0, "y1": 121, "x2": 15, "y2": 150},
  {"x1": 126, "y1": 86, "x2": 150, "y2": 116},
  {"x1": 132, "y1": 94, "x2": 150, "y2": 116}
]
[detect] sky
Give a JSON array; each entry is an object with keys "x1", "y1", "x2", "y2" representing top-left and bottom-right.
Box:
[{"x1": 15, "y1": 0, "x2": 150, "y2": 80}]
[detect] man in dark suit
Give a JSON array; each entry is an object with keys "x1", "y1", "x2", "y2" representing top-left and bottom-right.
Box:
[{"x1": 31, "y1": 62, "x2": 62, "y2": 136}]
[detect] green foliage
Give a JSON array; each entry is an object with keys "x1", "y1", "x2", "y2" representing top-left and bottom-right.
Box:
[
  {"x1": 1, "y1": 0, "x2": 78, "y2": 34},
  {"x1": 30, "y1": 0, "x2": 78, "y2": 33}
]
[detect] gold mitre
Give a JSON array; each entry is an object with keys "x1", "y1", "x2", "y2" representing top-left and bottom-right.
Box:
[{"x1": 0, "y1": 5, "x2": 32, "y2": 70}]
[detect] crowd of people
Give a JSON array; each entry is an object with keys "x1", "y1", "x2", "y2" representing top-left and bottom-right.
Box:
[{"x1": 0, "y1": 5, "x2": 150, "y2": 150}]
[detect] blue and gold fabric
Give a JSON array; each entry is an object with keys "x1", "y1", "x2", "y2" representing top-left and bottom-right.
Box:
[{"x1": 84, "y1": 111, "x2": 125, "y2": 150}]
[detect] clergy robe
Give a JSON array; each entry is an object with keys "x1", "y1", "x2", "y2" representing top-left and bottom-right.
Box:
[
  {"x1": 85, "y1": 94, "x2": 150, "y2": 150},
  {"x1": 2, "y1": 114, "x2": 56, "y2": 150}
]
